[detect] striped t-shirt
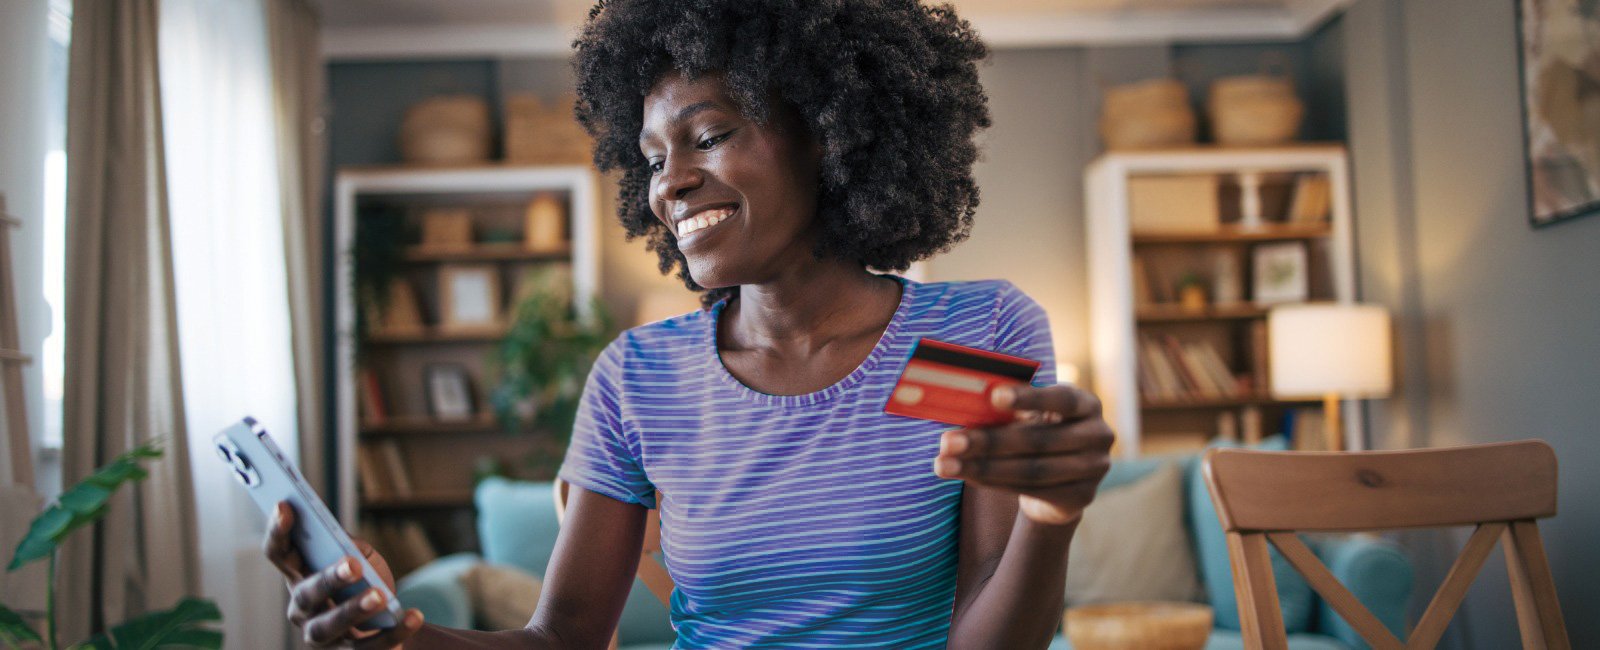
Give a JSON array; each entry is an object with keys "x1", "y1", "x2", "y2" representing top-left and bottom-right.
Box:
[{"x1": 558, "y1": 277, "x2": 1055, "y2": 648}]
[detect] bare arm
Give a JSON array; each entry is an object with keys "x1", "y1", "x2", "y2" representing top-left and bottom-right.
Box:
[
  {"x1": 942, "y1": 385, "x2": 1113, "y2": 649},
  {"x1": 265, "y1": 486, "x2": 646, "y2": 649}
]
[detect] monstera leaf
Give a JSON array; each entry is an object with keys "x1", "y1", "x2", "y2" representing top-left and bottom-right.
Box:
[
  {"x1": 77, "y1": 598, "x2": 222, "y2": 650},
  {"x1": 8, "y1": 444, "x2": 162, "y2": 571},
  {"x1": 0, "y1": 604, "x2": 42, "y2": 646}
]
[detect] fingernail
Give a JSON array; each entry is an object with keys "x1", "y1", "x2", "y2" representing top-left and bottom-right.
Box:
[
  {"x1": 991, "y1": 386, "x2": 1015, "y2": 408},
  {"x1": 943, "y1": 432, "x2": 969, "y2": 455},
  {"x1": 361, "y1": 589, "x2": 383, "y2": 610},
  {"x1": 338, "y1": 558, "x2": 355, "y2": 580},
  {"x1": 935, "y1": 457, "x2": 962, "y2": 476},
  {"x1": 408, "y1": 610, "x2": 425, "y2": 628}
]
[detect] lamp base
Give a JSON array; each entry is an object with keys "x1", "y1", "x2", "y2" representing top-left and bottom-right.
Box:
[{"x1": 1323, "y1": 393, "x2": 1342, "y2": 452}]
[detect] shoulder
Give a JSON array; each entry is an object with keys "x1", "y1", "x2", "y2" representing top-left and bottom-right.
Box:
[
  {"x1": 904, "y1": 278, "x2": 1043, "y2": 323},
  {"x1": 597, "y1": 306, "x2": 714, "y2": 371}
]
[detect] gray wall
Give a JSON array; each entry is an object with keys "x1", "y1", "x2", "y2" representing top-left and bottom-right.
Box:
[
  {"x1": 1344, "y1": 0, "x2": 1600, "y2": 647},
  {"x1": 0, "y1": 0, "x2": 49, "y2": 492}
]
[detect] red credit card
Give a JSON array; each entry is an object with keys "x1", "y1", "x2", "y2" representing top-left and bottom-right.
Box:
[{"x1": 884, "y1": 338, "x2": 1041, "y2": 428}]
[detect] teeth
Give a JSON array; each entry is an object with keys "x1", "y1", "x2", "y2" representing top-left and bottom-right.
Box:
[{"x1": 676, "y1": 207, "x2": 736, "y2": 238}]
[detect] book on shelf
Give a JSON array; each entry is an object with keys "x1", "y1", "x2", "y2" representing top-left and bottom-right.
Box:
[
  {"x1": 1286, "y1": 407, "x2": 1328, "y2": 451},
  {"x1": 1249, "y1": 319, "x2": 1270, "y2": 396},
  {"x1": 1132, "y1": 254, "x2": 1155, "y2": 307},
  {"x1": 1139, "y1": 335, "x2": 1245, "y2": 402},
  {"x1": 376, "y1": 440, "x2": 413, "y2": 497},
  {"x1": 1286, "y1": 173, "x2": 1332, "y2": 223},
  {"x1": 355, "y1": 443, "x2": 391, "y2": 499},
  {"x1": 359, "y1": 369, "x2": 388, "y2": 424},
  {"x1": 357, "y1": 440, "x2": 414, "y2": 499},
  {"x1": 359, "y1": 520, "x2": 438, "y2": 578}
]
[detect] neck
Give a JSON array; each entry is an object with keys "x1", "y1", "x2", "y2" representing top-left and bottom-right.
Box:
[{"x1": 725, "y1": 257, "x2": 897, "y2": 349}]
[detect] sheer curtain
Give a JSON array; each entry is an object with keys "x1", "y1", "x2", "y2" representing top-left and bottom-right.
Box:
[{"x1": 159, "y1": 0, "x2": 298, "y2": 645}]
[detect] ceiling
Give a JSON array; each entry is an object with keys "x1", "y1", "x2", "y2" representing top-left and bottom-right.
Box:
[{"x1": 316, "y1": 0, "x2": 1348, "y2": 60}]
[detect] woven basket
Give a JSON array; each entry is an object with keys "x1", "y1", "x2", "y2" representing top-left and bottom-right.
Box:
[
  {"x1": 1064, "y1": 602, "x2": 1213, "y2": 650},
  {"x1": 1099, "y1": 78, "x2": 1197, "y2": 150},
  {"x1": 399, "y1": 95, "x2": 492, "y2": 166},
  {"x1": 505, "y1": 93, "x2": 593, "y2": 165},
  {"x1": 1207, "y1": 75, "x2": 1303, "y2": 146}
]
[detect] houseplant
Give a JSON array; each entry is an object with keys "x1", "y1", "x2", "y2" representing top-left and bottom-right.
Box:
[
  {"x1": 489, "y1": 268, "x2": 613, "y2": 440},
  {"x1": 0, "y1": 443, "x2": 222, "y2": 649}
]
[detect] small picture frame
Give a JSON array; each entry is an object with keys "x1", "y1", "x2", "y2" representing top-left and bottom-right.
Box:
[
  {"x1": 1251, "y1": 241, "x2": 1308, "y2": 304},
  {"x1": 438, "y1": 264, "x2": 502, "y2": 332},
  {"x1": 424, "y1": 363, "x2": 475, "y2": 421}
]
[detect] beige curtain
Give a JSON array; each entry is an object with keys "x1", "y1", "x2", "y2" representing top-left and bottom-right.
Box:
[
  {"x1": 266, "y1": 0, "x2": 327, "y2": 494},
  {"x1": 58, "y1": 0, "x2": 200, "y2": 641}
]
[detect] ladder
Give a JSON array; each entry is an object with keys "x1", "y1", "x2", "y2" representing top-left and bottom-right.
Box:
[{"x1": 0, "y1": 192, "x2": 33, "y2": 487}]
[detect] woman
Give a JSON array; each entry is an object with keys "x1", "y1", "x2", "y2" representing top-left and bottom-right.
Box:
[{"x1": 267, "y1": 1, "x2": 1114, "y2": 647}]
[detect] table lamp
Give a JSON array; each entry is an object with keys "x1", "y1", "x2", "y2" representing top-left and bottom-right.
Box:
[{"x1": 1267, "y1": 303, "x2": 1392, "y2": 451}]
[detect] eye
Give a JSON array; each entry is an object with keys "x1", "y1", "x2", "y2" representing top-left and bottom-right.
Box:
[
  {"x1": 648, "y1": 160, "x2": 664, "y2": 175},
  {"x1": 696, "y1": 131, "x2": 732, "y2": 151}
]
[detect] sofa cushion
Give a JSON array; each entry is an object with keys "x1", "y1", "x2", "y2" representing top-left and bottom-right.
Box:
[
  {"x1": 1188, "y1": 436, "x2": 1317, "y2": 633},
  {"x1": 1048, "y1": 629, "x2": 1352, "y2": 650},
  {"x1": 461, "y1": 563, "x2": 542, "y2": 631},
  {"x1": 1067, "y1": 461, "x2": 1204, "y2": 605},
  {"x1": 476, "y1": 478, "x2": 562, "y2": 577}
]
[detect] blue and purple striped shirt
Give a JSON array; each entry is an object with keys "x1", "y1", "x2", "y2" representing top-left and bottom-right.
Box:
[{"x1": 558, "y1": 277, "x2": 1055, "y2": 648}]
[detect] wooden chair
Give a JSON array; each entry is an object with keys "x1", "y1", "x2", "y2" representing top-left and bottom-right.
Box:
[
  {"x1": 1202, "y1": 441, "x2": 1569, "y2": 650},
  {"x1": 551, "y1": 476, "x2": 675, "y2": 605}
]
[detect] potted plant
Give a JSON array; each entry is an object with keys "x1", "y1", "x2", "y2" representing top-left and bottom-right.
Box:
[
  {"x1": 0, "y1": 443, "x2": 222, "y2": 649},
  {"x1": 489, "y1": 268, "x2": 613, "y2": 443}
]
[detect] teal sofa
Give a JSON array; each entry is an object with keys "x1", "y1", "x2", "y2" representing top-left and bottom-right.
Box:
[
  {"x1": 396, "y1": 478, "x2": 677, "y2": 649},
  {"x1": 400, "y1": 443, "x2": 1411, "y2": 649}
]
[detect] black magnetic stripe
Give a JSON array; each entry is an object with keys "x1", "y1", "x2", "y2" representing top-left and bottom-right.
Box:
[{"x1": 910, "y1": 344, "x2": 1036, "y2": 382}]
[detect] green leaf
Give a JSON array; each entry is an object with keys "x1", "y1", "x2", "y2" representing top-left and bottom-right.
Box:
[
  {"x1": 102, "y1": 598, "x2": 223, "y2": 649},
  {"x1": 0, "y1": 603, "x2": 42, "y2": 646},
  {"x1": 8, "y1": 443, "x2": 165, "y2": 571}
]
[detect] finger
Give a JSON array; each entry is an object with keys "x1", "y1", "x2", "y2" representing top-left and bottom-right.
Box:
[
  {"x1": 992, "y1": 384, "x2": 1101, "y2": 419},
  {"x1": 940, "y1": 419, "x2": 1113, "y2": 459},
  {"x1": 290, "y1": 557, "x2": 361, "y2": 623},
  {"x1": 351, "y1": 609, "x2": 425, "y2": 650},
  {"x1": 265, "y1": 501, "x2": 308, "y2": 581},
  {"x1": 934, "y1": 450, "x2": 1110, "y2": 487},
  {"x1": 303, "y1": 587, "x2": 391, "y2": 647}
]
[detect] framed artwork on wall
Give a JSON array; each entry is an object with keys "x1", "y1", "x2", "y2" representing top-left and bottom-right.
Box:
[{"x1": 1516, "y1": 0, "x2": 1600, "y2": 227}]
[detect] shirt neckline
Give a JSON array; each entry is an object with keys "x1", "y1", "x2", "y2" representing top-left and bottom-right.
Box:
[{"x1": 705, "y1": 275, "x2": 916, "y2": 408}]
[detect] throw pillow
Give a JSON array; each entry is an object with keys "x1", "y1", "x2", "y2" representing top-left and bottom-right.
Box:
[
  {"x1": 1066, "y1": 461, "x2": 1205, "y2": 605},
  {"x1": 460, "y1": 563, "x2": 543, "y2": 631},
  {"x1": 1187, "y1": 435, "x2": 1316, "y2": 633}
]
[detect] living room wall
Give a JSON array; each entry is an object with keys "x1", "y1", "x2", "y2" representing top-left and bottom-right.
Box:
[{"x1": 1344, "y1": 0, "x2": 1600, "y2": 647}]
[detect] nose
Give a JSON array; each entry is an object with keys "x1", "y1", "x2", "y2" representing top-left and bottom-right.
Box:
[{"x1": 653, "y1": 155, "x2": 704, "y2": 204}]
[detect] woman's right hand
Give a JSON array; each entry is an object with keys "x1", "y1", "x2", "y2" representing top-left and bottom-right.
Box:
[{"x1": 264, "y1": 501, "x2": 425, "y2": 648}]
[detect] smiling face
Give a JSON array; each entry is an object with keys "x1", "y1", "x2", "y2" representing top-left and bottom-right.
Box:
[{"x1": 639, "y1": 72, "x2": 824, "y2": 290}]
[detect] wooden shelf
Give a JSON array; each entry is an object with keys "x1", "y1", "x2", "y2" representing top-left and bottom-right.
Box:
[
  {"x1": 361, "y1": 491, "x2": 475, "y2": 511},
  {"x1": 365, "y1": 328, "x2": 506, "y2": 345},
  {"x1": 1131, "y1": 223, "x2": 1331, "y2": 245},
  {"x1": 401, "y1": 243, "x2": 570, "y2": 263},
  {"x1": 1141, "y1": 394, "x2": 1320, "y2": 411},
  {"x1": 360, "y1": 414, "x2": 503, "y2": 437},
  {"x1": 1136, "y1": 303, "x2": 1268, "y2": 323}
]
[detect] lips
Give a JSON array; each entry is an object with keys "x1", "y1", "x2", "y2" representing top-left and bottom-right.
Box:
[{"x1": 675, "y1": 205, "x2": 737, "y2": 239}]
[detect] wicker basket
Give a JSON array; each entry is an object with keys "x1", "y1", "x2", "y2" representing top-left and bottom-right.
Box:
[
  {"x1": 1207, "y1": 75, "x2": 1303, "y2": 146},
  {"x1": 1098, "y1": 78, "x2": 1197, "y2": 150},
  {"x1": 505, "y1": 93, "x2": 593, "y2": 165},
  {"x1": 1064, "y1": 602, "x2": 1213, "y2": 650},
  {"x1": 398, "y1": 95, "x2": 492, "y2": 166}
]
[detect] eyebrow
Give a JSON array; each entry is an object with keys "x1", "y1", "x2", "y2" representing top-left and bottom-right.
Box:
[{"x1": 640, "y1": 100, "x2": 722, "y2": 144}]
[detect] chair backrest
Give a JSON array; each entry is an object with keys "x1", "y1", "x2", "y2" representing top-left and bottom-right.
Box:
[
  {"x1": 1202, "y1": 440, "x2": 1568, "y2": 650},
  {"x1": 552, "y1": 477, "x2": 675, "y2": 606}
]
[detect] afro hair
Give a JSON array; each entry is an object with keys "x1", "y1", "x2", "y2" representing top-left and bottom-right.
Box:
[{"x1": 572, "y1": 0, "x2": 991, "y2": 307}]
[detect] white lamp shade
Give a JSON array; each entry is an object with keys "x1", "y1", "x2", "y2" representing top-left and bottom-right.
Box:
[{"x1": 1268, "y1": 303, "x2": 1393, "y2": 398}]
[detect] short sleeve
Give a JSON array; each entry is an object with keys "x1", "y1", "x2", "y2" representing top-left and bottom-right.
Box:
[
  {"x1": 557, "y1": 338, "x2": 657, "y2": 508},
  {"x1": 992, "y1": 282, "x2": 1057, "y2": 387}
]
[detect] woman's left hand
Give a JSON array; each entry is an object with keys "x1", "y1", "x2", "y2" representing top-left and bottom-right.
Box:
[{"x1": 933, "y1": 384, "x2": 1115, "y2": 525}]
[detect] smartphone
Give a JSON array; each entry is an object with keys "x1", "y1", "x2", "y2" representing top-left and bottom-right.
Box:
[{"x1": 214, "y1": 417, "x2": 401, "y2": 630}]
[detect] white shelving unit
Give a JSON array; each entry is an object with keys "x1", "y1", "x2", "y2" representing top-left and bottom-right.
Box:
[
  {"x1": 1085, "y1": 144, "x2": 1361, "y2": 457},
  {"x1": 332, "y1": 164, "x2": 601, "y2": 525}
]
